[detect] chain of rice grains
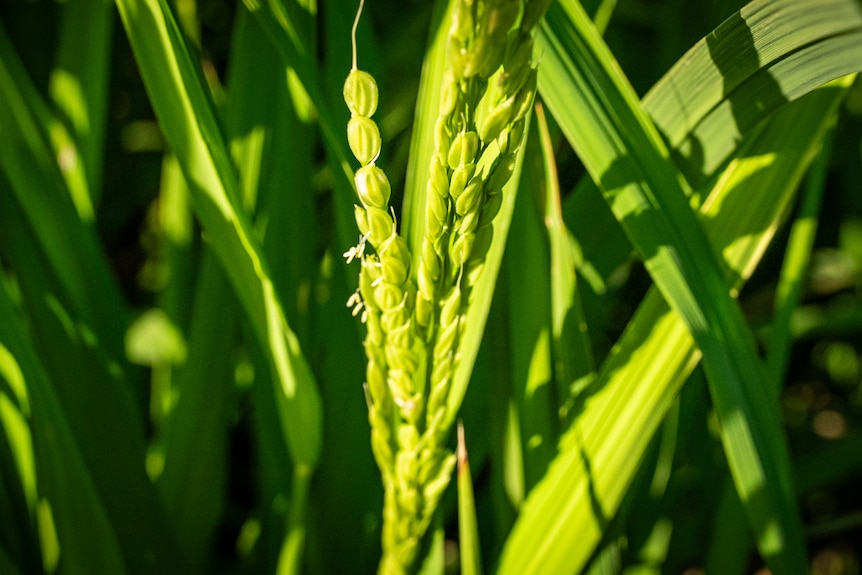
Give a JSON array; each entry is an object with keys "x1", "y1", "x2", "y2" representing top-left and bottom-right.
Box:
[{"x1": 343, "y1": 0, "x2": 549, "y2": 572}]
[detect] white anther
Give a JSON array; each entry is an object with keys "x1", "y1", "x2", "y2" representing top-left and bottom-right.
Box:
[{"x1": 343, "y1": 233, "x2": 369, "y2": 264}]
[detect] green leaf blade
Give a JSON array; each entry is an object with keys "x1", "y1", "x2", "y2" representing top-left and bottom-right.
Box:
[
  {"x1": 499, "y1": 24, "x2": 853, "y2": 573},
  {"x1": 115, "y1": 0, "x2": 322, "y2": 468},
  {"x1": 531, "y1": 2, "x2": 862, "y2": 570}
]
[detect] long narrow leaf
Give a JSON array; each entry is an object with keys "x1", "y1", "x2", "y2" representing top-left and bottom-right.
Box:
[
  {"x1": 0, "y1": 19, "x2": 127, "y2": 356},
  {"x1": 564, "y1": 0, "x2": 862, "y2": 292},
  {"x1": 497, "y1": 77, "x2": 852, "y2": 575},
  {"x1": 505, "y1": 118, "x2": 558, "y2": 490},
  {"x1": 242, "y1": 0, "x2": 358, "y2": 258},
  {"x1": 0, "y1": 191, "x2": 181, "y2": 573},
  {"x1": 0, "y1": 333, "x2": 39, "y2": 574},
  {"x1": 0, "y1": 285, "x2": 128, "y2": 574},
  {"x1": 225, "y1": 8, "x2": 318, "y2": 574},
  {"x1": 444, "y1": 114, "x2": 530, "y2": 430},
  {"x1": 535, "y1": 1, "x2": 859, "y2": 569},
  {"x1": 644, "y1": 0, "x2": 862, "y2": 184},
  {"x1": 402, "y1": 0, "x2": 450, "y2": 262},
  {"x1": 0, "y1": 41, "x2": 181, "y2": 571},
  {"x1": 49, "y1": 0, "x2": 113, "y2": 204},
  {"x1": 534, "y1": 102, "x2": 595, "y2": 424},
  {"x1": 156, "y1": 252, "x2": 236, "y2": 572},
  {"x1": 766, "y1": 130, "x2": 834, "y2": 389},
  {"x1": 458, "y1": 423, "x2": 483, "y2": 575},
  {"x1": 115, "y1": 0, "x2": 322, "y2": 467}
]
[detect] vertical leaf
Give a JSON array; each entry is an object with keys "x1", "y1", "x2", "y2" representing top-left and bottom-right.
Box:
[
  {"x1": 0, "y1": 328, "x2": 40, "y2": 574},
  {"x1": 402, "y1": 0, "x2": 451, "y2": 260},
  {"x1": 766, "y1": 130, "x2": 834, "y2": 389},
  {"x1": 505, "y1": 117, "x2": 558, "y2": 490},
  {"x1": 50, "y1": 0, "x2": 113, "y2": 204},
  {"x1": 0, "y1": 285, "x2": 127, "y2": 575},
  {"x1": 458, "y1": 423, "x2": 483, "y2": 575},
  {"x1": 156, "y1": 252, "x2": 237, "y2": 572},
  {"x1": 534, "y1": 102, "x2": 595, "y2": 424},
  {"x1": 115, "y1": 0, "x2": 322, "y2": 468},
  {"x1": 0, "y1": 19, "x2": 128, "y2": 356}
]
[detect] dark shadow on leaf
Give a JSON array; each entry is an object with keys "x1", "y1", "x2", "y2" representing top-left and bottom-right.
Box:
[{"x1": 674, "y1": 10, "x2": 788, "y2": 189}]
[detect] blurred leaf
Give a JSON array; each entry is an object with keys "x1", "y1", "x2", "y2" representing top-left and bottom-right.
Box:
[
  {"x1": 224, "y1": 6, "x2": 318, "y2": 345},
  {"x1": 0, "y1": 18, "x2": 128, "y2": 356},
  {"x1": 766, "y1": 126, "x2": 834, "y2": 389},
  {"x1": 156, "y1": 253, "x2": 236, "y2": 573},
  {"x1": 242, "y1": 0, "x2": 358, "y2": 259},
  {"x1": 0, "y1": 340, "x2": 40, "y2": 574},
  {"x1": 125, "y1": 308, "x2": 187, "y2": 366},
  {"x1": 0, "y1": 543, "x2": 24, "y2": 575},
  {"x1": 0, "y1": 64, "x2": 181, "y2": 572},
  {"x1": 49, "y1": 0, "x2": 113, "y2": 204},
  {"x1": 230, "y1": 9, "x2": 317, "y2": 575},
  {"x1": 705, "y1": 481, "x2": 752, "y2": 575},
  {"x1": 0, "y1": 283, "x2": 133, "y2": 574}
]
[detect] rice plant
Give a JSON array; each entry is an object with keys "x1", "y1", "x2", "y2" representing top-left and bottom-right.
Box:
[{"x1": 1, "y1": 0, "x2": 861, "y2": 573}]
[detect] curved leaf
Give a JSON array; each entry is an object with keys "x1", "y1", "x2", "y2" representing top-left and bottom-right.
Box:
[
  {"x1": 115, "y1": 0, "x2": 322, "y2": 467},
  {"x1": 644, "y1": 0, "x2": 862, "y2": 184},
  {"x1": 499, "y1": 51, "x2": 852, "y2": 575},
  {"x1": 527, "y1": 0, "x2": 862, "y2": 571}
]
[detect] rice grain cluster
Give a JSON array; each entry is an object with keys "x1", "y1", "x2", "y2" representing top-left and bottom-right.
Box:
[{"x1": 344, "y1": 1, "x2": 550, "y2": 572}]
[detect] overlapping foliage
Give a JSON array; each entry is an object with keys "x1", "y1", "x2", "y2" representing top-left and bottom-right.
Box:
[{"x1": 1, "y1": 0, "x2": 861, "y2": 573}]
